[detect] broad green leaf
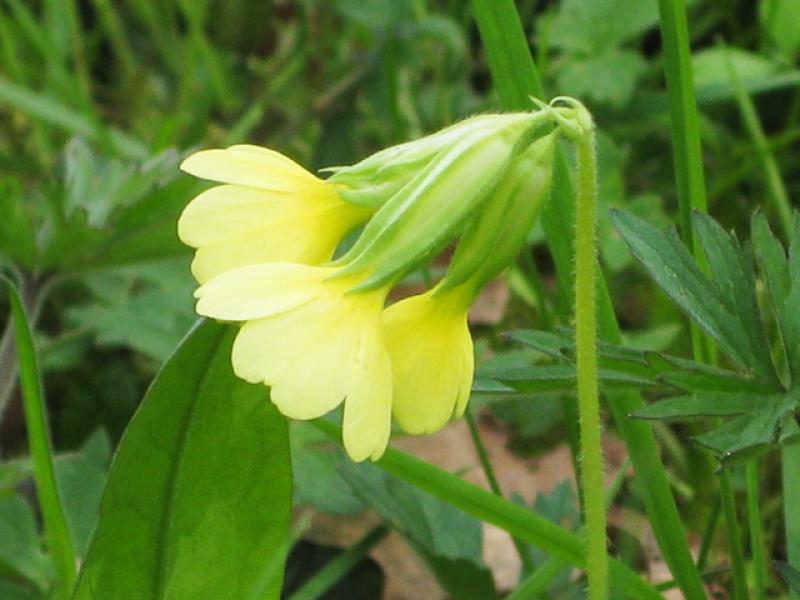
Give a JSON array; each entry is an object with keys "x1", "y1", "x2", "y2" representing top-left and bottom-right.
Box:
[
  {"x1": 72, "y1": 319, "x2": 292, "y2": 600},
  {"x1": 338, "y1": 460, "x2": 498, "y2": 600},
  {"x1": 632, "y1": 392, "x2": 779, "y2": 420},
  {"x1": 0, "y1": 495, "x2": 52, "y2": 587}
]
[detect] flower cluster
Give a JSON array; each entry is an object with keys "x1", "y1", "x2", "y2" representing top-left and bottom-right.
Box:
[{"x1": 179, "y1": 109, "x2": 558, "y2": 461}]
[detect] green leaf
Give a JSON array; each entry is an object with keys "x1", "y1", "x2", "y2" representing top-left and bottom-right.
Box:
[
  {"x1": 691, "y1": 211, "x2": 776, "y2": 381},
  {"x1": 692, "y1": 47, "x2": 781, "y2": 89},
  {"x1": 775, "y1": 560, "x2": 800, "y2": 594},
  {"x1": 72, "y1": 320, "x2": 292, "y2": 600},
  {"x1": 752, "y1": 211, "x2": 800, "y2": 386},
  {"x1": 0, "y1": 580, "x2": 41, "y2": 600},
  {"x1": 693, "y1": 394, "x2": 797, "y2": 460},
  {"x1": 54, "y1": 430, "x2": 112, "y2": 557},
  {"x1": 632, "y1": 392, "x2": 779, "y2": 420},
  {"x1": 549, "y1": 0, "x2": 661, "y2": 53},
  {"x1": 339, "y1": 459, "x2": 498, "y2": 600},
  {"x1": 556, "y1": 49, "x2": 647, "y2": 107},
  {"x1": 760, "y1": 0, "x2": 800, "y2": 57},
  {"x1": 479, "y1": 364, "x2": 656, "y2": 394},
  {"x1": 0, "y1": 495, "x2": 52, "y2": 587},
  {"x1": 612, "y1": 209, "x2": 771, "y2": 378},
  {"x1": 0, "y1": 177, "x2": 37, "y2": 268},
  {"x1": 291, "y1": 422, "x2": 366, "y2": 516},
  {"x1": 5, "y1": 277, "x2": 77, "y2": 597}
]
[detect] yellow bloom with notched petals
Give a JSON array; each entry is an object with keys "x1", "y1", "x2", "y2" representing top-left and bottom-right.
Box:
[
  {"x1": 179, "y1": 145, "x2": 371, "y2": 283},
  {"x1": 194, "y1": 262, "x2": 392, "y2": 461},
  {"x1": 382, "y1": 287, "x2": 474, "y2": 435}
]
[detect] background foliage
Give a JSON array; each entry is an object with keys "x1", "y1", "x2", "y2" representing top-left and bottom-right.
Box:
[{"x1": 0, "y1": 0, "x2": 798, "y2": 598}]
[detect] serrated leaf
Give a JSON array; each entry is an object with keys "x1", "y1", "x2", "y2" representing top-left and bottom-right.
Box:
[
  {"x1": 775, "y1": 561, "x2": 800, "y2": 594},
  {"x1": 612, "y1": 210, "x2": 768, "y2": 377},
  {"x1": 632, "y1": 392, "x2": 780, "y2": 420},
  {"x1": 72, "y1": 320, "x2": 292, "y2": 600},
  {"x1": 693, "y1": 394, "x2": 796, "y2": 460},
  {"x1": 692, "y1": 211, "x2": 776, "y2": 382},
  {"x1": 506, "y1": 329, "x2": 568, "y2": 359},
  {"x1": 478, "y1": 364, "x2": 656, "y2": 394}
]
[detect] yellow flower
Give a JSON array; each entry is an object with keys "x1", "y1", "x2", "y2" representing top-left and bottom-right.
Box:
[
  {"x1": 179, "y1": 145, "x2": 370, "y2": 283},
  {"x1": 382, "y1": 287, "x2": 474, "y2": 435},
  {"x1": 194, "y1": 262, "x2": 392, "y2": 461}
]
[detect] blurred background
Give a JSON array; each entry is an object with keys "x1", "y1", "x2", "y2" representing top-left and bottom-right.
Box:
[{"x1": 0, "y1": 0, "x2": 798, "y2": 598}]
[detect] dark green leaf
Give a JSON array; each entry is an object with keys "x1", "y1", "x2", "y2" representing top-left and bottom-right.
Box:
[
  {"x1": 693, "y1": 395, "x2": 797, "y2": 459},
  {"x1": 478, "y1": 364, "x2": 656, "y2": 394},
  {"x1": 775, "y1": 560, "x2": 800, "y2": 594},
  {"x1": 612, "y1": 210, "x2": 765, "y2": 376},
  {"x1": 692, "y1": 211, "x2": 776, "y2": 381},
  {"x1": 632, "y1": 392, "x2": 778, "y2": 420},
  {"x1": 339, "y1": 460, "x2": 498, "y2": 600},
  {"x1": 72, "y1": 320, "x2": 292, "y2": 600},
  {"x1": 54, "y1": 430, "x2": 112, "y2": 557},
  {"x1": 0, "y1": 495, "x2": 52, "y2": 587},
  {"x1": 291, "y1": 423, "x2": 366, "y2": 516}
]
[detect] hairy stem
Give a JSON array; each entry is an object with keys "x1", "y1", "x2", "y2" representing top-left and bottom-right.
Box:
[{"x1": 572, "y1": 111, "x2": 607, "y2": 600}]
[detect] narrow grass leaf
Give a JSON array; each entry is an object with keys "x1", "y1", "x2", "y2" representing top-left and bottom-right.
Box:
[{"x1": 5, "y1": 279, "x2": 76, "y2": 598}]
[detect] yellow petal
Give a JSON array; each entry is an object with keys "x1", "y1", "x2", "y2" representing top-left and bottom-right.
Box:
[
  {"x1": 383, "y1": 292, "x2": 474, "y2": 434},
  {"x1": 231, "y1": 303, "x2": 358, "y2": 420},
  {"x1": 342, "y1": 322, "x2": 393, "y2": 461},
  {"x1": 178, "y1": 182, "x2": 370, "y2": 282},
  {"x1": 180, "y1": 145, "x2": 322, "y2": 193},
  {"x1": 195, "y1": 263, "x2": 333, "y2": 321}
]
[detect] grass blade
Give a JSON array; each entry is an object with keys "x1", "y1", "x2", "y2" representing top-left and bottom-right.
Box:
[
  {"x1": 0, "y1": 77, "x2": 148, "y2": 159},
  {"x1": 722, "y1": 42, "x2": 794, "y2": 240},
  {"x1": 4, "y1": 278, "x2": 76, "y2": 598}
]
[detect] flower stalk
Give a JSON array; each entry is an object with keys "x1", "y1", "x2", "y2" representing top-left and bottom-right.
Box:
[{"x1": 565, "y1": 100, "x2": 608, "y2": 600}]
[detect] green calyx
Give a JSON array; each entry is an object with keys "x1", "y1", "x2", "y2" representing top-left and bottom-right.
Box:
[
  {"x1": 436, "y1": 132, "x2": 556, "y2": 300},
  {"x1": 335, "y1": 111, "x2": 556, "y2": 290},
  {"x1": 326, "y1": 114, "x2": 513, "y2": 208}
]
